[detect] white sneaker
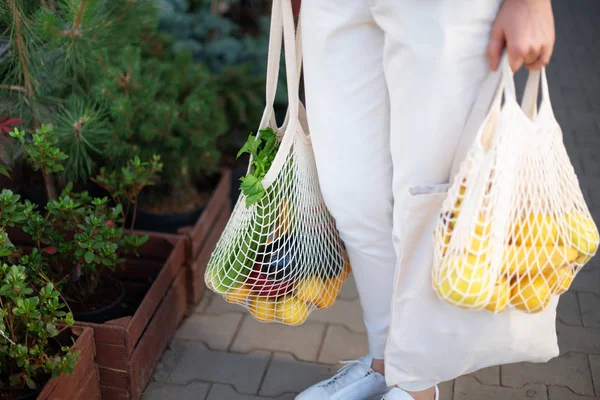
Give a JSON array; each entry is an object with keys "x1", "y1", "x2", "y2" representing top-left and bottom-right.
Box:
[
  {"x1": 382, "y1": 386, "x2": 440, "y2": 400},
  {"x1": 295, "y1": 355, "x2": 388, "y2": 400}
]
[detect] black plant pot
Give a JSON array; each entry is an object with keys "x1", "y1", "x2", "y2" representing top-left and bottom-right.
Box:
[
  {"x1": 132, "y1": 206, "x2": 204, "y2": 234},
  {"x1": 72, "y1": 277, "x2": 126, "y2": 324},
  {"x1": 0, "y1": 388, "x2": 40, "y2": 400}
]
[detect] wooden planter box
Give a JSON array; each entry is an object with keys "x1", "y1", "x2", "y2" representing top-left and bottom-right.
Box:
[
  {"x1": 74, "y1": 233, "x2": 188, "y2": 400},
  {"x1": 180, "y1": 169, "x2": 232, "y2": 304},
  {"x1": 6, "y1": 170, "x2": 232, "y2": 399},
  {"x1": 37, "y1": 326, "x2": 100, "y2": 400}
]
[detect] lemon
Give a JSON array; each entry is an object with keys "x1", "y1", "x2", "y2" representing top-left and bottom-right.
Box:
[
  {"x1": 544, "y1": 266, "x2": 575, "y2": 295},
  {"x1": 226, "y1": 284, "x2": 253, "y2": 303},
  {"x1": 296, "y1": 276, "x2": 326, "y2": 303},
  {"x1": 503, "y1": 245, "x2": 578, "y2": 276},
  {"x1": 468, "y1": 234, "x2": 490, "y2": 256},
  {"x1": 248, "y1": 296, "x2": 277, "y2": 322},
  {"x1": 474, "y1": 214, "x2": 491, "y2": 237},
  {"x1": 511, "y1": 275, "x2": 551, "y2": 313},
  {"x1": 314, "y1": 277, "x2": 343, "y2": 310},
  {"x1": 340, "y1": 258, "x2": 352, "y2": 281},
  {"x1": 511, "y1": 213, "x2": 559, "y2": 246},
  {"x1": 565, "y1": 210, "x2": 599, "y2": 264},
  {"x1": 276, "y1": 295, "x2": 310, "y2": 325},
  {"x1": 436, "y1": 255, "x2": 491, "y2": 308},
  {"x1": 484, "y1": 276, "x2": 510, "y2": 313}
]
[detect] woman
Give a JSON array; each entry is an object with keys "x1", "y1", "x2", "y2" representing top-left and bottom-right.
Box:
[{"x1": 296, "y1": 0, "x2": 556, "y2": 399}]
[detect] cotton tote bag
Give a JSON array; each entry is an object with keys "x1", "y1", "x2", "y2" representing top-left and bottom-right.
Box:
[{"x1": 384, "y1": 54, "x2": 596, "y2": 390}]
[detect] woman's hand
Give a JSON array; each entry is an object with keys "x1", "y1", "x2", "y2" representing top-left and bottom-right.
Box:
[{"x1": 487, "y1": 0, "x2": 555, "y2": 71}]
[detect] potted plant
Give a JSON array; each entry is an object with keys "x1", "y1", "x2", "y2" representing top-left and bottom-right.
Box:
[
  {"x1": 2, "y1": 124, "x2": 191, "y2": 399},
  {"x1": 6, "y1": 125, "x2": 160, "y2": 323},
  {"x1": 0, "y1": 230, "x2": 100, "y2": 400},
  {"x1": 92, "y1": 40, "x2": 228, "y2": 233}
]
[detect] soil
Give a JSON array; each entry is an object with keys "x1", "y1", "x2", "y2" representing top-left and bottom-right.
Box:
[{"x1": 69, "y1": 278, "x2": 123, "y2": 314}]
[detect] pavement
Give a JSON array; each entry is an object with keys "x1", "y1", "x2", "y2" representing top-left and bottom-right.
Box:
[{"x1": 143, "y1": 1, "x2": 600, "y2": 399}]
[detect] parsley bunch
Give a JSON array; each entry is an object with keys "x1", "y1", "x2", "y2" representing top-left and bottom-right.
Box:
[{"x1": 237, "y1": 128, "x2": 279, "y2": 207}]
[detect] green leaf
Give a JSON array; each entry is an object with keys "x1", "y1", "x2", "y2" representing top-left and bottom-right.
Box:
[
  {"x1": 236, "y1": 134, "x2": 260, "y2": 159},
  {"x1": 46, "y1": 323, "x2": 59, "y2": 337},
  {"x1": 85, "y1": 251, "x2": 95, "y2": 263},
  {"x1": 25, "y1": 377, "x2": 36, "y2": 390}
]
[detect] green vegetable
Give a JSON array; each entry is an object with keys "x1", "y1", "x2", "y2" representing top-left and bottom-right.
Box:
[
  {"x1": 211, "y1": 129, "x2": 294, "y2": 294},
  {"x1": 237, "y1": 128, "x2": 279, "y2": 207},
  {"x1": 213, "y1": 178, "x2": 280, "y2": 294}
]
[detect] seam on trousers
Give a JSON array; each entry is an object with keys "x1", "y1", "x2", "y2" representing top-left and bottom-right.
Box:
[{"x1": 383, "y1": 193, "x2": 410, "y2": 360}]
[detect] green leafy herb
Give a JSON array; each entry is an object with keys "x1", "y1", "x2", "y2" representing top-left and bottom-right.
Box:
[{"x1": 237, "y1": 128, "x2": 279, "y2": 207}]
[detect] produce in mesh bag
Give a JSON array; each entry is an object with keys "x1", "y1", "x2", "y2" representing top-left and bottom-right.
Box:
[
  {"x1": 206, "y1": 127, "x2": 350, "y2": 325},
  {"x1": 432, "y1": 70, "x2": 599, "y2": 314}
]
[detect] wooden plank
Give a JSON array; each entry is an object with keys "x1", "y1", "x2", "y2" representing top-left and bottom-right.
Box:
[
  {"x1": 98, "y1": 366, "x2": 130, "y2": 390},
  {"x1": 129, "y1": 269, "x2": 188, "y2": 399},
  {"x1": 191, "y1": 198, "x2": 231, "y2": 303},
  {"x1": 95, "y1": 342, "x2": 128, "y2": 370},
  {"x1": 189, "y1": 170, "x2": 231, "y2": 256},
  {"x1": 74, "y1": 366, "x2": 102, "y2": 400},
  {"x1": 75, "y1": 322, "x2": 125, "y2": 346},
  {"x1": 38, "y1": 327, "x2": 97, "y2": 400},
  {"x1": 101, "y1": 385, "x2": 130, "y2": 400},
  {"x1": 125, "y1": 238, "x2": 186, "y2": 353}
]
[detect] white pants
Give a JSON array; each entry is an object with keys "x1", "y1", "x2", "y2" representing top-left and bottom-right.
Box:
[{"x1": 301, "y1": 0, "x2": 503, "y2": 361}]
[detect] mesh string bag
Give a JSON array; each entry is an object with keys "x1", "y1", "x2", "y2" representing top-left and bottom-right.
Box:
[
  {"x1": 432, "y1": 55, "x2": 599, "y2": 314},
  {"x1": 204, "y1": 0, "x2": 349, "y2": 326}
]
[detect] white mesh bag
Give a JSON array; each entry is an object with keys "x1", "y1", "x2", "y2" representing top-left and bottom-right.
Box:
[
  {"x1": 432, "y1": 55, "x2": 599, "y2": 314},
  {"x1": 205, "y1": 0, "x2": 349, "y2": 326}
]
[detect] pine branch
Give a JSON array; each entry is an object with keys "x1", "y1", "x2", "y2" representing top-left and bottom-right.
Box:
[
  {"x1": 71, "y1": 0, "x2": 88, "y2": 35},
  {"x1": 8, "y1": 0, "x2": 34, "y2": 98},
  {"x1": 0, "y1": 84, "x2": 27, "y2": 94}
]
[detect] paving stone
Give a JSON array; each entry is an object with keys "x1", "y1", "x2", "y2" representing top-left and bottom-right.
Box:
[
  {"x1": 152, "y1": 341, "x2": 187, "y2": 382},
  {"x1": 175, "y1": 313, "x2": 242, "y2": 351},
  {"x1": 231, "y1": 317, "x2": 326, "y2": 362},
  {"x1": 205, "y1": 294, "x2": 248, "y2": 314},
  {"x1": 558, "y1": 323, "x2": 600, "y2": 354},
  {"x1": 143, "y1": 382, "x2": 210, "y2": 400},
  {"x1": 260, "y1": 353, "x2": 337, "y2": 397},
  {"x1": 338, "y1": 275, "x2": 359, "y2": 300},
  {"x1": 454, "y1": 376, "x2": 547, "y2": 400},
  {"x1": 306, "y1": 298, "x2": 366, "y2": 334},
  {"x1": 168, "y1": 341, "x2": 270, "y2": 394},
  {"x1": 207, "y1": 384, "x2": 296, "y2": 400},
  {"x1": 193, "y1": 291, "x2": 214, "y2": 314},
  {"x1": 438, "y1": 380, "x2": 454, "y2": 400},
  {"x1": 469, "y1": 366, "x2": 500, "y2": 385},
  {"x1": 579, "y1": 148, "x2": 600, "y2": 176},
  {"x1": 548, "y1": 386, "x2": 600, "y2": 400},
  {"x1": 502, "y1": 353, "x2": 594, "y2": 396},
  {"x1": 570, "y1": 269, "x2": 600, "y2": 293},
  {"x1": 591, "y1": 355, "x2": 600, "y2": 395},
  {"x1": 579, "y1": 293, "x2": 600, "y2": 328},
  {"x1": 558, "y1": 292, "x2": 583, "y2": 326},
  {"x1": 318, "y1": 325, "x2": 369, "y2": 365}
]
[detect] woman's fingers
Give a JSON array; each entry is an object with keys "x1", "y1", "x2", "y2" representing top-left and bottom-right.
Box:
[{"x1": 488, "y1": 0, "x2": 555, "y2": 72}]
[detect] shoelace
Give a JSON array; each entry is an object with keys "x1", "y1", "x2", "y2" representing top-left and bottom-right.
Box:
[{"x1": 322, "y1": 359, "x2": 372, "y2": 391}]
